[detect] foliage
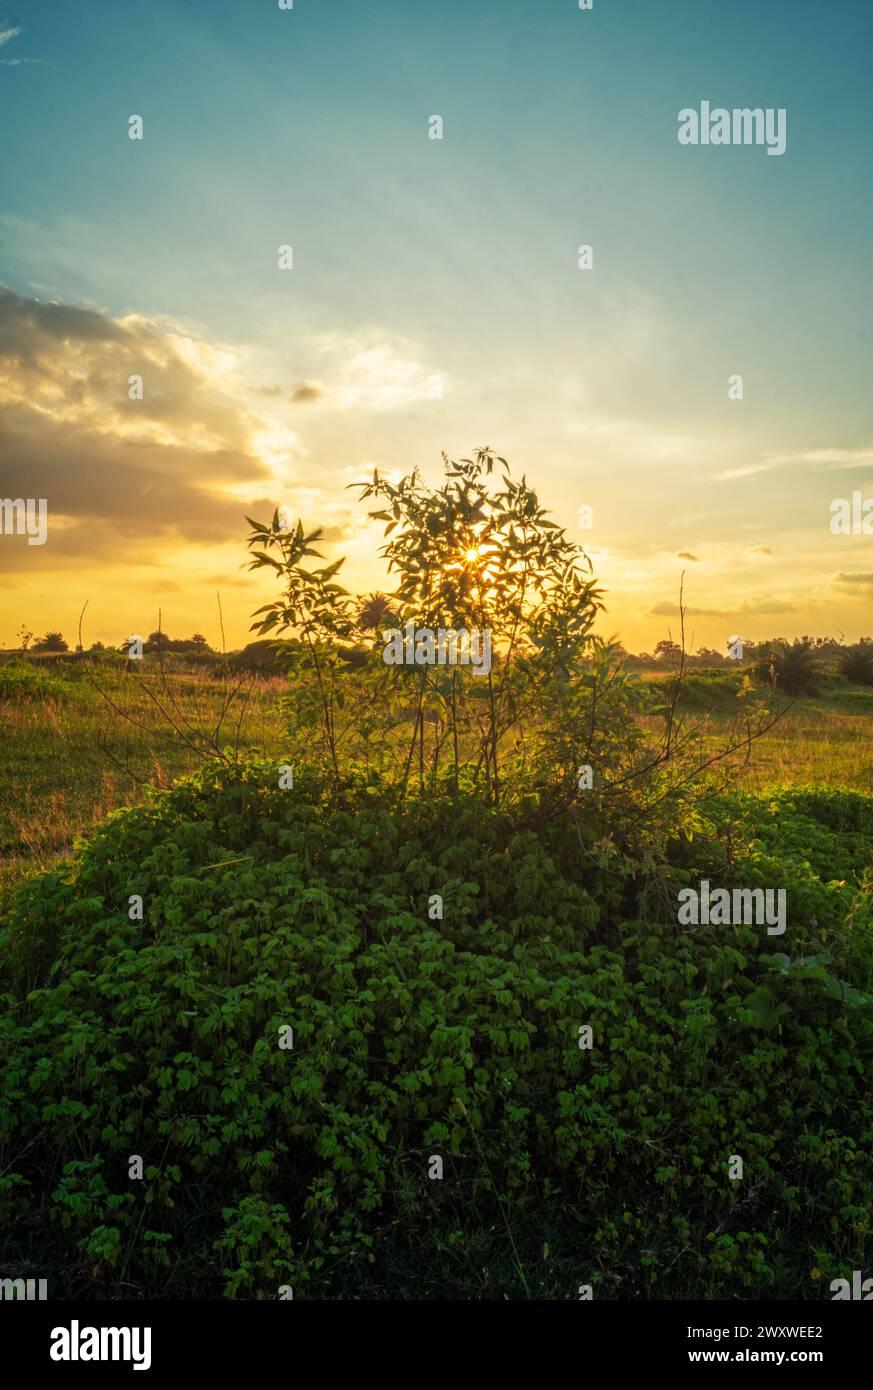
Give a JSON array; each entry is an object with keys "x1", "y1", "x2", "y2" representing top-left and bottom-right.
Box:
[
  {"x1": 144, "y1": 631, "x2": 215, "y2": 656},
  {"x1": 754, "y1": 640, "x2": 822, "y2": 698},
  {"x1": 33, "y1": 631, "x2": 69, "y2": 653},
  {"x1": 3, "y1": 452, "x2": 871, "y2": 1304},
  {"x1": 0, "y1": 660, "x2": 73, "y2": 704},
  {"x1": 837, "y1": 641, "x2": 873, "y2": 688},
  {"x1": 0, "y1": 766, "x2": 869, "y2": 1300},
  {"x1": 245, "y1": 451, "x2": 607, "y2": 804}
]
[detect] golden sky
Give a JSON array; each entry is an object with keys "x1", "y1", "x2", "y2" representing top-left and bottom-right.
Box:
[{"x1": 2, "y1": 3, "x2": 873, "y2": 654}]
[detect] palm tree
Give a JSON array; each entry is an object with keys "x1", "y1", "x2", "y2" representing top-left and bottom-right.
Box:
[
  {"x1": 837, "y1": 641, "x2": 873, "y2": 687},
  {"x1": 33, "y1": 631, "x2": 68, "y2": 653},
  {"x1": 754, "y1": 639, "x2": 821, "y2": 697}
]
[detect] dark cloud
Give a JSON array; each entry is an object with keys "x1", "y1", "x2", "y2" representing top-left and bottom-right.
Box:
[
  {"x1": 834, "y1": 572, "x2": 873, "y2": 590},
  {"x1": 676, "y1": 551, "x2": 699, "y2": 561},
  {"x1": 290, "y1": 381, "x2": 323, "y2": 404},
  {"x1": 0, "y1": 285, "x2": 125, "y2": 356},
  {"x1": 0, "y1": 288, "x2": 282, "y2": 575},
  {"x1": 0, "y1": 408, "x2": 264, "y2": 532}
]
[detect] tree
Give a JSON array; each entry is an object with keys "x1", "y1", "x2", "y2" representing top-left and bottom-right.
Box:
[
  {"x1": 754, "y1": 639, "x2": 821, "y2": 697},
  {"x1": 838, "y1": 640, "x2": 873, "y2": 687},
  {"x1": 692, "y1": 646, "x2": 725, "y2": 667},
  {"x1": 248, "y1": 449, "x2": 604, "y2": 804},
  {"x1": 33, "y1": 631, "x2": 68, "y2": 653}
]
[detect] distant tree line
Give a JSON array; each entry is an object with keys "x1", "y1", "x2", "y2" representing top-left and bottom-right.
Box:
[{"x1": 8, "y1": 624, "x2": 873, "y2": 695}]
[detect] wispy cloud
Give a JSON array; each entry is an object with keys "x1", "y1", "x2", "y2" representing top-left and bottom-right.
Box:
[
  {"x1": 715, "y1": 446, "x2": 873, "y2": 483},
  {"x1": 0, "y1": 21, "x2": 40, "y2": 65},
  {"x1": 782, "y1": 448, "x2": 873, "y2": 471},
  {"x1": 714, "y1": 459, "x2": 784, "y2": 482}
]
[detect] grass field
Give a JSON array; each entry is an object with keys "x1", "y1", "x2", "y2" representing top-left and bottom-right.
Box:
[
  {"x1": 3, "y1": 654, "x2": 873, "y2": 895},
  {"x1": 0, "y1": 657, "x2": 287, "y2": 895}
]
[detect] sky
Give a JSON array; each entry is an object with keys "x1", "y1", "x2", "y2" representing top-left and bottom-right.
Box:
[{"x1": 1, "y1": 0, "x2": 872, "y2": 653}]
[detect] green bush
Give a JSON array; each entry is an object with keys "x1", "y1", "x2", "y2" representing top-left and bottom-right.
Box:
[
  {"x1": 0, "y1": 764, "x2": 870, "y2": 1299},
  {"x1": 0, "y1": 660, "x2": 74, "y2": 704},
  {"x1": 650, "y1": 668, "x2": 748, "y2": 713}
]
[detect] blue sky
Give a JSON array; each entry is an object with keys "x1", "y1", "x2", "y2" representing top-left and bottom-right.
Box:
[{"x1": 2, "y1": 0, "x2": 873, "y2": 648}]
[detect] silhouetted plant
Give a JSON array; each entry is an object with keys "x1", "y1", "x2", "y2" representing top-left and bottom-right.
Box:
[
  {"x1": 838, "y1": 640, "x2": 873, "y2": 687},
  {"x1": 754, "y1": 639, "x2": 821, "y2": 697}
]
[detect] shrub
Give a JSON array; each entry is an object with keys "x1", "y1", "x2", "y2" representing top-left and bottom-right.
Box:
[
  {"x1": 1, "y1": 764, "x2": 869, "y2": 1300},
  {"x1": 0, "y1": 660, "x2": 73, "y2": 704}
]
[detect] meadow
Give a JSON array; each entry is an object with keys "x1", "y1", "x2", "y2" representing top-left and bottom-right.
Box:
[
  {"x1": 2, "y1": 653, "x2": 872, "y2": 902},
  {"x1": 0, "y1": 655, "x2": 287, "y2": 898}
]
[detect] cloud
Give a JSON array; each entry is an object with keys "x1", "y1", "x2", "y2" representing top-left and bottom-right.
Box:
[
  {"x1": 833, "y1": 571, "x2": 873, "y2": 591},
  {"x1": 715, "y1": 446, "x2": 873, "y2": 483},
  {"x1": 676, "y1": 551, "x2": 699, "y2": 562},
  {"x1": 0, "y1": 286, "x2": 300, "y2": 575},
  {"x1": 746, "y1": 545, "x2": 774, "y2": 557},
  {"x1": 739, "y1": 597, "x2": 796, "y2": 615},
  {"x1": 650, "y1": 600, "x2": 727, "y2": 618},
  {"x1": 0, "y1": 285, "x2": 124, "y2": 350},
  {"x1": 290, "y1": 381, "x2": 323, "y2": 404},
  {"x1": 312, "y1": 332, "x2": 444, "y2": 411},
  {"x1": 0, "y1": 22, "x2": 39, "y2": 65},
  {"x1": 255, "y1": 380, "x2": 323, "y2": 404},
  {"x1": 714, "y1": 459, "x2": 783, "y2": 483},
  {"x1": 778, "y1": 448, "x2": 873, "y2": 471},
  {"x1": 651, "y1": 596, "x2": 796, "y2": 619}
]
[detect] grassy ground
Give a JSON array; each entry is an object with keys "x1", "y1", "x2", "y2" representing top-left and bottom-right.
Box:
[
  {"x1": 2, "y1": 656, "x2": 872, "y2": 895},
  {"x1": 0, "y1": 658, "x2": 288, "y2": 894},
  {"x1": 700, "y1": 703, "x2": 873, "y2": 794},
  {"x1": 640, "y1": 667, "x2": 873, "y2": 795}
]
